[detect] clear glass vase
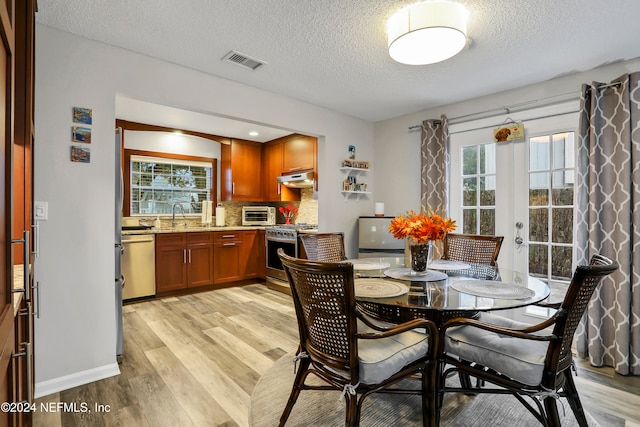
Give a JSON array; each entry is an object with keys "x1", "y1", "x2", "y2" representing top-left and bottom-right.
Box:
[{"x1": 408, "y1": 240, "x2": 433, "y2": 275}]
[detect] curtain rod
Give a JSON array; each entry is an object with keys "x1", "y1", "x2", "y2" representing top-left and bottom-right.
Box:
[{"x1": 408, "y1": 82, "x2": 621, "y2": 131}]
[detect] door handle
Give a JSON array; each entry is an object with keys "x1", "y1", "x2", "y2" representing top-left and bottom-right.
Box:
[{"x1": 515, "y1": 221, "x2": 525, "y2": 248}]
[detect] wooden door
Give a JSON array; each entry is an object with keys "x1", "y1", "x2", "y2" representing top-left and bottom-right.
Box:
[
  {"x1": 186, "y1": 232, "x2": 214, "y2": 288},
  {"x1": 240, "y1": 230, "x2": 263, "y2": 279},
  {"x1": 262, "y1": 141, "x2": 283, "y2": 201},
  {"x1": 229, "y1": 139, "x2": 262, "y2": 201},
  {"x1": 155, "y1": 234, "x2": 187, "y2": 293}
]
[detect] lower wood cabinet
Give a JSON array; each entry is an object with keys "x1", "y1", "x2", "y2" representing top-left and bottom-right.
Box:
[
  {"x1": 155, "y1": 232, "x2": 214, "y2": 293},
  {"x1": 156, "y1": 230, "x2": 265, "y2": 293},
  {"x1": 213, "y1": 230, "x2": 265, "y2": 284}
]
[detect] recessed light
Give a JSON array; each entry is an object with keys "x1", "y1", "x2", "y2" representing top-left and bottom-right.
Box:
[{"x1": 249, "y1": 131, "x2": 259, "y2": 136}]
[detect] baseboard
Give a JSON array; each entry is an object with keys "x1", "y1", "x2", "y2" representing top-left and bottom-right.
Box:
[{"x1": 34, "y1": 362, "x2": 121, "y2": 399}]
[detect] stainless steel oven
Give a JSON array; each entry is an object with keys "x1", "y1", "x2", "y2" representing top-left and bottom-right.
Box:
[{"x1": 265, "y1": 224, "x2": 317, "y2": 284}]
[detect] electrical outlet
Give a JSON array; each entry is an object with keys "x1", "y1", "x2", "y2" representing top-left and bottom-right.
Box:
[{"x1": 35, "y1": 201, "x2": 48, "y2": 221}]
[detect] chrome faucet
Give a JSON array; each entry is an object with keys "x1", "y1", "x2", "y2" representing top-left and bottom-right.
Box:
[{"x1": 172, "y1": 203, "x2": 186, "y2": 228}]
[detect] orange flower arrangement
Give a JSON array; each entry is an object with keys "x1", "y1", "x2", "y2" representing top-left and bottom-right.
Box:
[{"x1": 389, "y1": 210, "x2": 456, "y2": 244}]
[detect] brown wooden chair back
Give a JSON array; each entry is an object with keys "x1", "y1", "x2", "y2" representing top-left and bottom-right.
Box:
[
  {"x1": 279, "y1": 247, "x2": 357, "y2": 371},
  {"x1": 544, "y1": 253, "x2": 618, "y2": 385},
  {"x1": 442, "y1": 233, "x2": 504, "y2": 266},
  {"x1": 298, "y1": 232, "x2": 347, "y2": 262}
]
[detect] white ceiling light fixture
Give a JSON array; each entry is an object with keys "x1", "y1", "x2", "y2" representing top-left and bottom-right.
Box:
[{"x1": 387, "y1": 1, "x2": 469, "y2": 65}]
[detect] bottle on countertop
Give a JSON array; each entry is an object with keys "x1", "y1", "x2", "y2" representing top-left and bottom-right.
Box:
[{"x1": 154, "y1": 216, "x2": 162, "y2": 229}]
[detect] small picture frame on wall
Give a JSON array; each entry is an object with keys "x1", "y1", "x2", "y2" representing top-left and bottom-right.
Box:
[
  {"x1": 71, "y1": 146, "x2": 90, "y2": 163},
  {"x1": 72, "y1": 126, "x2": 91, "y2": 143},
  {"x1": 72, "y1": 107, "x2": 92, "y2": 125}
]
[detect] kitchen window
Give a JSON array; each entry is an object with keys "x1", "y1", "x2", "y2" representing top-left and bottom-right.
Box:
[{"x1": 124, "y1": 149, "x2": 217, "y2": 216}]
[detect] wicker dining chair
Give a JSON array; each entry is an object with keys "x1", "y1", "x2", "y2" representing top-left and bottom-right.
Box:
[
  {"x1": 441, "y1": 233, "x2": 504, "y2": 279},
  {"x1": 441, "y1": 233, "x2": 503, "y2": 266},
  {"x1": 437, "y1": 254, "x2": 618, "y2": 427},
  {"x1": 298, "y1": 232, "x2": 347, "y2": 262},
  {"x1": 277, "y1": 249, "x2": 438, "y2": 427}
]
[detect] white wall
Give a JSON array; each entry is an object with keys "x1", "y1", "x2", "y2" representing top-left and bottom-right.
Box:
[
  {"x1": 34, "y1": 24, "x2": 374, "y2": 396},
  {"x1": 373, "y1": 57, "x2": 640, "y2": 217}
]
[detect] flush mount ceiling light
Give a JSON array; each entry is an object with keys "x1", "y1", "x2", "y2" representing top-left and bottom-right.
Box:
[{"x1": 387, "y1": 1, "x2": 469, "y2": 65}]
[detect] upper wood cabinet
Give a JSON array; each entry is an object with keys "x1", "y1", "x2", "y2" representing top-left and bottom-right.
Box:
[
  {"x1": 262, "y1": 134, "x2": 317, "y2": 201},
  {"x1": 282, "y1": 134, "x2": 316, "y2": 173},
  {"x1": 221, "y1": 139, "x2": 263, "y2": 201},
  {"x1": 262, "y1": 140, "x2": 283, "y2": 201}
]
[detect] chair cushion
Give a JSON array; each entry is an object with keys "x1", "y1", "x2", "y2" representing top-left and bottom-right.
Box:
[
  {"x1": 356, "y1": 320, "x2": 429, "y2": 384},
  {"x1": 444, "y1": 312, "x2": 550, "y2": 386}
]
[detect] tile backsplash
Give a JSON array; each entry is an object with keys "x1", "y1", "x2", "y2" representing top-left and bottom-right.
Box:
[{"x1": 125, "y1": 188, "x2": 318, "y2": 228}]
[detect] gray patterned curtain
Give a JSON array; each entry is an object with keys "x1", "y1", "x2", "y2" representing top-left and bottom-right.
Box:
[
  {"x1": 421, "y1": 116, "x2": 449, "y2": 257},
  {"x1": 575, "y1": 72, "x2": 640, "y2": 375},
  {"x1": 420, "y1": 116, "x2": 449, "y2": 213}
]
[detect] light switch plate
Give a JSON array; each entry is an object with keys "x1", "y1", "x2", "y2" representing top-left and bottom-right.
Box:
[{"x1": 35, "y1": 201, "x2": 48, "y2": 221}]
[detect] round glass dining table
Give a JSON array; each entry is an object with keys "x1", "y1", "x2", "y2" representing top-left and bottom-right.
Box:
[{"x1": 345, "y1": 257, "x2": 551, "y2": 326}]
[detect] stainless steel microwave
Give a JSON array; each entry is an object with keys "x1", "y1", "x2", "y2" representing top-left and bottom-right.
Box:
[{"x1": 242, "y1": 206, "x2": 276, "y2": 226}]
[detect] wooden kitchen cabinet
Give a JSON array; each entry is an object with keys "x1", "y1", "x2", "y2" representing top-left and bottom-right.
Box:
[
  {"x1": 263, "y1": 141, "x2": 300, "y2": 202},
  {"x1": 282, "y1": 134, "x2": 316, "y2": 173},
  {"x1": 221, "y1": 139, "x2": 263, "y2": 201},
  {"x1": 155, "y1": 232, "x2": 214, "y2": 293},
  {"x1": 214, "y1": 230, "x2": 266, "y2": 283},
  {"x1": 213, "y1": 231, "x2": 243, "y2": 284},
  {"x1": 240, "y1": 230, "x2": 265, "y2": 279},
  {"x1": 186, "y1": 232, "x2": 215, "y2": 288}
]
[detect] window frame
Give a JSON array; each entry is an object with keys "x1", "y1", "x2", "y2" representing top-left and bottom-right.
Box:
[{"x1": 123, "y1": 149, "x2": 218, "y2": 217}]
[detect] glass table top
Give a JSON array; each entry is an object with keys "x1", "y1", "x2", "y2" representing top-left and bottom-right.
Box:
[{"x1": 346, "y1": 257, "x2": 550, "y2": 313}]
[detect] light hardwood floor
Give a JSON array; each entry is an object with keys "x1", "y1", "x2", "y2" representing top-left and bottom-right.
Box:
[{"x1": 34, "y1": 284, "x2": 640, "y2": 427}]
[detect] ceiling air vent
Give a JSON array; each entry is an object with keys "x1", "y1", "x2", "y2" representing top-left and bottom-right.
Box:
[{"x1": 222, "y1": 50, "x2": 267, "y2": 71}]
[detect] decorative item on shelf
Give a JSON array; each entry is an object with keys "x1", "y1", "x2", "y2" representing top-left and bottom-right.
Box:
[
  {"x1": 389, "y1": 210, "x2": 456, "y2": 275},
  {"x1": 279, "y1": 204, "x2": 298, "y2": 224},
  {"x1": 343, "y1": 175, "x2": 367, "y2": 192},
  {"x1": 342, "y1": 159, "x2": 369, "y2": 169},
  {"x1": 348, "y1": 145, "x2": 356, "y2": 159}
]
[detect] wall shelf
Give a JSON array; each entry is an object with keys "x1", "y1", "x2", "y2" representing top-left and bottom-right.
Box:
[
  {"x1": 341, "y1": 190, "x2": 371, "y2": 200},
  {"x1": 340, "y1": 163, "x2": 371, "y2": 200},
  {"x1": 340, "y1": 166, "x2": 371, "y2": 176}
]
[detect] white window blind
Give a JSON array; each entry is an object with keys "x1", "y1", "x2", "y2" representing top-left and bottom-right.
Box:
[{"x1": 130, "y1": 155, "x2": 213, "y2": 215}]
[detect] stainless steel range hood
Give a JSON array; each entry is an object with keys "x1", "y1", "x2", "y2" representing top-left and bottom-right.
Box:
[{"x1": 277, "y1": 171, "x2": 315, "y2": 188}]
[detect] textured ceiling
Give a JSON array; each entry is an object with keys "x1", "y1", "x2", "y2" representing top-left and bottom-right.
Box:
[{"x1": 37, "y1": 0, "x2": 640, "y2": 124}]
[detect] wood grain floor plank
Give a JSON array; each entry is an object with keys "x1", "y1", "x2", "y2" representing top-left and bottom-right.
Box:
[
  {"x1": 202, "y1": 327, "x2": 275, "y2": 374},
  {"x1": 170, "y1": 341, "x2": 253, "y2": 427},
  {"x1": 230, "y1": 287, "x2": 295, "y2": 314},
  {"x1": 127, "y1": 372, "x2": 196, "y2": 427},
  {"x1": 225, "y1": 313, "x2": 298, "y2": 351},
  {"x1": 146, "y1": 346, "x2": 234, "y2": 426}
]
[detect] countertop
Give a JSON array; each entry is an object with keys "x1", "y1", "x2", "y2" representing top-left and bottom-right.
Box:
[{"x1": 122, "y1": 225, "x2": 267, "y2": 235}]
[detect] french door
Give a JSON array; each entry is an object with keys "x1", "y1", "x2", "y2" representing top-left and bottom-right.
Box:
[{"x1": 449, "y1": 105, "x2": 579, "y2": 305}]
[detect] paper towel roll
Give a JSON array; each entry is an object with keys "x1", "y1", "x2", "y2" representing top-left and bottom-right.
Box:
[
  {"x1": 201, "y1": 201, "x2": 213, "y2": 225},
  {"x1": 215, "y1": 205, "x2": 225, "y2": 226},
  {"x1": 375, "y1": 202, "x2": 385, "y2": 216}
]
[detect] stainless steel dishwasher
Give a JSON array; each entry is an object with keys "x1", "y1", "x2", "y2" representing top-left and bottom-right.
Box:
[{"x1": 122, "y1": 234, "x2": 156, "y2": 300}]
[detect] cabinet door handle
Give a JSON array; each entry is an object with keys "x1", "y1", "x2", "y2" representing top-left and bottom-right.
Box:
[
  {"x1": 232, "y1": 182, "x2": 235, "y2": 195},
  {"x1": 223, "y1": 243, "x2": 236, "y2": 247},
  {"x1": 221, "y1": 234, "x2": 236, "y2": 239},
  {"x1": 12, "y1": 342, "x2": 32, "y2": 405},
  {"x1": 183, "y1": 249, "x2": 187, "y2": 264},
  {"x1": 277, "y1": 183, "x2": 281, "y2": 195},
  {"x1": 188, "y1": 249, "x2": 192, "y2": 263}
]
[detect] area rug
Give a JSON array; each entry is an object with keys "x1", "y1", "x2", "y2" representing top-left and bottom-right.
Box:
[{"x1": 249, "y1": 353, "x2": 600, "y2": 427}]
